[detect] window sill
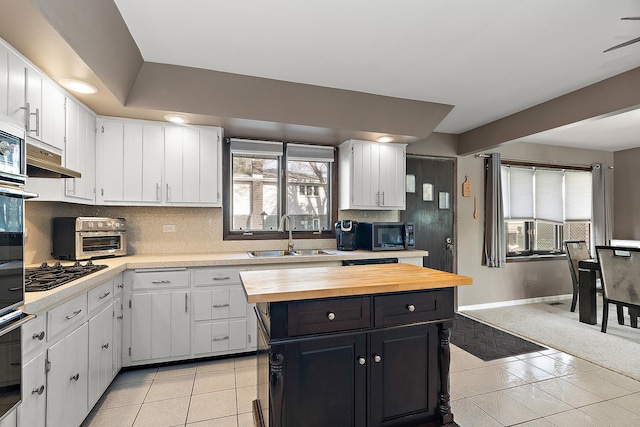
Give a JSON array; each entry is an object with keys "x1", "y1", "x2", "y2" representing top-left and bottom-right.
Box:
[{"x1": 506, "y1": 254, "x2": 567, "y2": 263}]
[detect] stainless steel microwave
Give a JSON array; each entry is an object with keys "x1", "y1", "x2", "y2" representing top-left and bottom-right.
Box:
[{"x1": 356, "y1": 222, "x2": 415, "y2": 251}]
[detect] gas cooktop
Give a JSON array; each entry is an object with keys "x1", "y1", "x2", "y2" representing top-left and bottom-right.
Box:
[{"x1": 24, "y1": 261, "x2": 108, "y2": 292}]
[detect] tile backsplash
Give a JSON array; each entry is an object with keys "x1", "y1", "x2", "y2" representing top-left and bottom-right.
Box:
[{"x1": 25, "y1": 202, "x2": 398, "y2": 264}]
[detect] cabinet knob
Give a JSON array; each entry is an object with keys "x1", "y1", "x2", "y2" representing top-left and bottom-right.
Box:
[
  {"x1": 327, "y1": 312, "x2": 336, "y2": 321},
  {"x1": 102, "y1": 343, "x2": 109, "y2": 349},
  {"x1": 358, "y1": 357, "x2": 366, "y2": 365},
  {"x1": 70, "y1": 373, "x2": 80, "y2": 382},
  {"x1": 31, "y1": 385, "x2": 45, "y2": 395},
  {"x1": 407, "y1": 304, "x2": 415, "y2": 312},
  {"x1": 32, "y1": 331, "x2": 45, "y2": 341},
  {"x1": 373, "y1": 354, "x2": 382, "y2": 363}
]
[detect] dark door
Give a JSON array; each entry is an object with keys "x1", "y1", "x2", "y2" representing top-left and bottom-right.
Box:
[
  {"x1": 369, "y1": 324, "x2": 438, "y2": 427},
  {"x1": 283, "y1": 333, "x2": 367, "y2": 427},
  {"x1": 402, "y1": 156, "x2": 456, "y2": 272}
]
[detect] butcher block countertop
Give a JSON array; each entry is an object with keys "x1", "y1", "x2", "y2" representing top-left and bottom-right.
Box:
[{"x1": 240, "y1": 263, "x2": 472, "y2": 303}]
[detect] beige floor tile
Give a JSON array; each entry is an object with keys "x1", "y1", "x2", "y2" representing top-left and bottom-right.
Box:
[
  {"x1": 237, "y1": 412, "x2": 254, "y2": 427},
  {"x1": 469, "y1": 390, "x2": 539, "y2": 426},
  {"x1": 587, "y1": 368, "x2": 640, "y2": 393},
  {"x1": 94, "y1": 381, "x2": 152, "y2": 410},
  {"x1": 450, "y1": 398, "x2": 502, "y2": 427},
  {"x1": 235, "y1": 366, "x2": 257, "y2": 388},
  {"x1": 197, "y1": 357, "x2": 235, "y2": 373},
  {"x1": 515, "y1": 351, "x2": 548, "y2": 360},
  {"x1": 466, "y1": 364, "x2": 527, "y2": 389},
  {"x1": 451, "y1": 370, "x2": 504, "y2": 397},
  {"x1": 533, "y1": 378, "x2": 603, "y2": 407},
  {"x1": 234, "y1": 354, "x2": 257, "y2": 368},
  {"x1": 546, "y1": 352, "x2": 600, "y2": 371},
  {"x1": 516, "y1": 419, "x2": 557, "y2": 426},
  {"x1": 236, "y1": 385, "x2": 257, "y2": 414},
  {"x1": 610, "y1": 392, "x2": 640, "y2": 416},
  {"x1": 193, "y1": 368, "x2": 236, "y2": 394},
  {"x1": 504, "y1": 384, "x2": 572, "y2": 417},
  {"x1": 187, "y1": 415, "x2": 238, "y2": 426},
  {"x1": 81, "y1": 404, "x2": 140, "y2": 427},
  {"x1": 579, "y1": 400, "x2": 640, "y2": 427},
  {"x1": 133, "y1": 396, "x2": 189, "y2": 427},
  {"x1": 499, "y1": 359, "x2": 557, "y2": 382},
  {"x1": 544, "y1": 408, "x2": 608, "y2": 427},
  {"x1": 561, "y1": 371, "x2": 631, "y2": 399},
  {"x1": 145, "y1": 375, "x2": 195, "y2": 402},
  {"x1": 450, "y1": 351, "x2": 487, "y2": 372},
  {"x1": 112, "y1": 368, "x2": 158, "y2": 385},
  {"x1": 155, "y1": 362, "x2": 197, "y2": 379},
  {"x1": 523, "y1": 355, "x2": 579, "y2": 377},
  {"x1": 187, "y1": 389, "x2": 237, "y2": 423}
]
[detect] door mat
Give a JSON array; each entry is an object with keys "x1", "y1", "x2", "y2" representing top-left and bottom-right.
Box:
[{"x1": 450, "y1": 314, "x2": 547, "y2": 361}]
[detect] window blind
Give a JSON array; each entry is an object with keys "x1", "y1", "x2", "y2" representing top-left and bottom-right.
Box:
[
  {"x1": 229, "y1": 138, "x2": 283, "y2": 157},
  {"x1": 535, "y1": 169, "x2": 563, "y2": 223},
  {"x1": 507, "y1": 166, "x2": 534, "y2": 219},
  {"x1": 565, "y1": 171, "x2": 592, "y2": 221},
  {"x1": 286, "y1": 144, "x2": 335, "y2": 162}
]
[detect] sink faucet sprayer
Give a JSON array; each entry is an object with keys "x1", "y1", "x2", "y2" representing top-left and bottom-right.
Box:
[{"x1": 279, "y1": 214, "x2": 294, "y2": 251}]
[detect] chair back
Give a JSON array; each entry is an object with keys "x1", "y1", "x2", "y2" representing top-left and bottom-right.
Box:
[
  {"x1": 596, "y1": 246, "x2": 640, "y2": 305},
  {"x1": 565, "y1": 240, "x2": 591, "y2": 286}
]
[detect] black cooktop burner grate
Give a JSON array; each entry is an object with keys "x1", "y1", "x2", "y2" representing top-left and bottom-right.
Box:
[{"x1": 24, "y1": 261, "x2": 108, "y2": 292}]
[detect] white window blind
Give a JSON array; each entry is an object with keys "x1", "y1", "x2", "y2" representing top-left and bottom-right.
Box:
[
  {"x1": 507, "y1": 167, "x2": 534, "y2": 219},
  {"x1": 501, "y1": 167, "x2": 510, "y2": 218},
  {"x1": 230, "y1": 138, "x2": 283, "y2": 157},
  {"x1": 565, "y1": 171, "x2": 592, "y2": 221},
  {"x1": 535, "y1": 169, "x2": 564, "y2": 223},
  {"x1": 286, "y1": 144, "x2": 335, "y2": 162}
]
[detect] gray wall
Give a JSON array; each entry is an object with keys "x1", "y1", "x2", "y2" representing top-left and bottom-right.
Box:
[{"x1": 614, "y1": 147, "x2": 640, "y2": 239}]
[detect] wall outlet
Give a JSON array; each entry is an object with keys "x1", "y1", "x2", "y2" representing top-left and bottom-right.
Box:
[{"x1": 163, "y1": 224, "x2": 176, "y2": 233}]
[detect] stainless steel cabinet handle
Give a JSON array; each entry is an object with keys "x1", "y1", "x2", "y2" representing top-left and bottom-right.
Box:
[
  {"x1": 381, "y1": 191, "x2": 385, "y2": 205},
  {"x1": 32, "y1": 331, "x2": 45, "y2": 341},
  {"x1": 213, "y1": 276, "x2": 231, "y2": 281},
  {"x1": 99, "y1": 291, "x2": 111, "y2": 300},
  {"x1": 25, "y1": 102, "x2": 31, "y2": 132},
  {"x1": 327, "y1": 312, "x2": 336, "y2": 320},
  {"x1": 407, "y1": 304, "x2": 415, "y2": 312},
  {"x1": 151, "y1": 280, "x2": 170, "y2": 284},
  {"x1": 102, "y1": 343, "x2": 109, "y2": 349},
  {"x1": 70, "y1": 373, "x2": 80, "y2": 381},
  {"x1": 376, "y1": 192, "x2": 380, "y2": 206},
  {"x1": 66, "y1": 309, "x2": 82, "y2": 320},
  {"x1": 166, "y1": 183, "x2": 170, "y2": 201},
  {"x1": 358, "y1": 357, "x2": 366, "y2": 365},
  {"x1": 213, "y1": 304, "x2": 230, "y2": 308},
  {"x1": 373, "y1": 354, "x2": 382, "y2": 363},
  {"x1": 212, "y1": 336, "x2": 230, "y2": 341},
  {"x1": 34, "y1": 107, "x2": 40, "y2": 136},
  {"x1": 156, "y1": 183, "x2": 161, "y2": 201},
  {"x1": 32, "y1": 385, "x2": 45, "y2": 395},
  {"x1": 185, "y1": 293, "x2": 188, "y2": 313}
]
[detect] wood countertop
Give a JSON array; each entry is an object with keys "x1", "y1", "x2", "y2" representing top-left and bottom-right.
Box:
[{"x1": 240, "y1": 263, "x2": 472, "y2": 303}]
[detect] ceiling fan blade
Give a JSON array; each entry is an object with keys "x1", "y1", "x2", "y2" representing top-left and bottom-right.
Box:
[
  {"x1": 603, "y1": 35, "x2": 640, "y2": 52},
  {"x1": 621, "y1": 17, "x2": 640, "y2": 20}
]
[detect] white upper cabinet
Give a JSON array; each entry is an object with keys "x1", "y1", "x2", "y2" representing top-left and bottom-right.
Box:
[
  {"x1": 40, "y1": 80, "x2": 66, "y2": 151},
  {"x1": 6, "y1": 52, "x2": 26, "y2": 127},
  {"x1": 64, "y1": 99, "x2": 96, "y2": 204},
  {"x1": 338, "y1": 139, "x2": 406, "y2": 210},
  {"x1": 96, "y1": 117, "x2": 222, "y2": 207}
]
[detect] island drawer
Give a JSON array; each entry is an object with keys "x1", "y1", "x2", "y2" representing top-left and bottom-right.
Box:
[
  {"x1": 287, "y1": 297, "x2": 371, "y2": 336},
  {"x1": 374, "y1": 289, "x2": 452, "y2": 327}
]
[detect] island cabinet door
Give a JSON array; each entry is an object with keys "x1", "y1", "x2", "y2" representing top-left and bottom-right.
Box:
[
  {"x1": 282, "y1": 334, "x2": 367, "y2": 427},
  {"x1": 369, "y1": 323, "x2": 439, "y2": 427}
]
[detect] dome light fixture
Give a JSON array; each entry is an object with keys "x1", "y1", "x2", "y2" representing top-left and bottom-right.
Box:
[
  {"x1": 59, "y1": 79, "x2": 98, "y2": 94},
  {"x1": 164, "y1": 113, "x2": 189, "y2": 124},
  {"x1": 376, "y1": 135, "x2": 394, "y2": 143}
]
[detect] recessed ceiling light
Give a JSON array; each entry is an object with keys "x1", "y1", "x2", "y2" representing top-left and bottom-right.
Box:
[
  {"x1": 164, "y1": 113, "x2": 189, "y2": 124},
  {"x1": 376, "y1": 136, "x2": 394, "y2": 143},
  {"x1": 59, "y1": 79, "x2": 98, "y2": 94}
]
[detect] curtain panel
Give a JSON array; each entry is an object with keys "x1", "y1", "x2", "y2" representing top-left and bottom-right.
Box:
[
  {"x1": 592, "y1": 163, "x2": 613, "y2": 252},
  {"x1": 483, "y1": 153, "x2": 506, "y2": 267}
]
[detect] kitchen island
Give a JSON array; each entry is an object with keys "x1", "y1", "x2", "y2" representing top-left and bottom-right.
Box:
[{"x1": 240, "y1": 263, "x2": 472, "y2": 427}]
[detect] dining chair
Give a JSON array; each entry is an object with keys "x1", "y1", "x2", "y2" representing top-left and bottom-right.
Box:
[
  {"x1": 595, "y1": 246, "x2": 640, "y2": 333},
  {"x1": 565, "y1": 240, "x2": 597, "y2": 312}
]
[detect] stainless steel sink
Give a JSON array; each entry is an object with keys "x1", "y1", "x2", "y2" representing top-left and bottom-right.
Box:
[
  {"x1": 292, "y1": 249, "x2": 333, "y2": 256},
  {"x1": 247, "y1": 250, "x2": 297, "y2": 258}
]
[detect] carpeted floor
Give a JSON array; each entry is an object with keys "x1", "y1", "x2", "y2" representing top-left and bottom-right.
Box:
[
  {"x1": 462, "y1": 297, "x2": 640, "y2": 380},
  {"x1": 451, "y1": 314, "x2": 546, "y2": 361}
]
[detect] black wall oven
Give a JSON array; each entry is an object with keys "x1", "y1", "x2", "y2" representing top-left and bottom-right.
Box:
[{"x1": 0, "y1": 121, "x2": 37, "y2": 421}]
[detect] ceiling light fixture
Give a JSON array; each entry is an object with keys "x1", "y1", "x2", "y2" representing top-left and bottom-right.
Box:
[
  {"x1": 376, "y1": 136, "x2": 394, "y2": 143},
  {"x1": 59, "y1": 79, "x2": 98, "y2": 94},
  {"x1": 164, "y1": 113, "x2": 189, "y2": 124}
]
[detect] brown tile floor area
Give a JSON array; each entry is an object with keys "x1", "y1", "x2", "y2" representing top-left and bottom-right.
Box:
[{"x1": 83, "y1": 346, "x2": 640, "y2": 427}]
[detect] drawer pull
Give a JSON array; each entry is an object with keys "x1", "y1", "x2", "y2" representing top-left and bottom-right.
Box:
[
  {"x1": 327, "y1": 312, "x2": 336, "y2": 321},
  {"x1": 213, "y1": 336, "x2": 229, "y2": 341},
  {"x1": 32, "y1": 331, "x2": 45, "y2": 341},
  {"x1": 407, "y1": 304, "x2": 416, "y2": 312},
  {"x1": 66, "y1": 309, "x2": 82, "y2": 320},
  {"x1": 99, "y1": 291, "x2": 111, "y2": 300},
  {"x1": 117, "y1": 315, "x2": 123, "y2": 320},
  {"x1": 151, "y1": 280, "x2": 171, "y2": 284},
  {"x1": 70, "y1": 373, "x2": 80, "y2": 381},
  {"x1": 32, "y1": 385, "x2": 45, "y2": 395},
  {"x1": 102, "y1": 343, "x2": 109, "y2": 349},
  {"x1": 213, "y1": 276, "x2": 231, "y2": 281},
  {"x1": 373, "y1": 354, "x2": 382, "y2": 363},
  {"x1": 213, "y1": 303, "x2": 230, "y2": 308},
  {"x1": 358, "y1": 357, "x2": 366, "y2": 365},
  {"x1": 118, "y1": 284, "x2": 123, "y2": 289}
]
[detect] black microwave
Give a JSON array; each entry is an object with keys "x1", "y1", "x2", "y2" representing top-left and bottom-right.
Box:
[{"x1": 357, "y1": 222, "x2": 415, "y2": 251}]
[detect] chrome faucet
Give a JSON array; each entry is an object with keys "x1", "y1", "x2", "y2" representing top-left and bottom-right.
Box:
[{"x1": 279, "y1": 214, "x2": 294, "y2": 251}]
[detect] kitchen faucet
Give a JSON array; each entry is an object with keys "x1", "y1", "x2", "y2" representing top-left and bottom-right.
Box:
[{"x1": 279, "y1": 214, "x2": 294, "y2": 251}]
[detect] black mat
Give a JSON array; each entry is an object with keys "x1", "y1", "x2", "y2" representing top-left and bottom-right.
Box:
[{"x1": 450, "y1": 314, "x2": 547, "y2": 361}]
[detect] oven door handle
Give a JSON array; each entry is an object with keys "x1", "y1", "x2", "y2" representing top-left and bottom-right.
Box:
[
  {"x1": 0, "y1": 184, "x2": 38, "y2": 199},
  {"x1": 0, "y1": 313, "x2": 35, "y2": 336}
]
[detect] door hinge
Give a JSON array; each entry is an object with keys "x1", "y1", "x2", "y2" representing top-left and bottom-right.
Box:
[
  {"x1": 129, "y1": 300, "x2": 131, "y2": 309},
  {"x1": 45, "y1": 358, "x2": 51, "y2": 373},
  {"x1": 248, "y1": 334, "x2": 252, "y2": 343},
  {"x1": 128, "y1": 347, "x2": 131, "y2": 356},
  {"x1": 101, "y1": 125, "x2": 104, "y2": 134}
]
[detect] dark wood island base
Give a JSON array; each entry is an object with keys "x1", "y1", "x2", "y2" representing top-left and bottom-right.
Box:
[{"x1": 240, "y1": 264, "x2": 472, "y2": 427}]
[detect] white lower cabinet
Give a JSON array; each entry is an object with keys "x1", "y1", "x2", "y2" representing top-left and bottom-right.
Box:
[
  {"x1": 87, "y1": 304, "x2": 113, "y2": 408},
  {"x1": 113, "y1": 296, "x2": 123, "y2": 376},
  {"x1": 18, "y1": 351, "x2": 46, "y2": 427},
  {"x1": 193, "y1": 319, "x2": 247, "y2": 355},
  {"x1": 46, "y1": 323, "x2": 89, "y2": 427},
  {"x1": 0, "y1": 409, "x2": 16, "y2": 427}
]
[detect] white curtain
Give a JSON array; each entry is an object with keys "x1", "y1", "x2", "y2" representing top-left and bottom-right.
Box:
[
  {"x1": 483, "y1": 153, "x2": 506, "y2": 267},
  {"x1": 592, "y1": 163, "x2": 613, "y2": 252}
]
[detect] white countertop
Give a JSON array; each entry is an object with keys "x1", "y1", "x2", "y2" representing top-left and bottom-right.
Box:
[{"x1": 23, "y1": 249, "x2": 428, "y2": 313}]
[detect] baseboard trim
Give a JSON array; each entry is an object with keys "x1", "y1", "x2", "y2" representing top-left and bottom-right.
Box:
[{"x1": 458, "y1": 294, "x2": 573, "y2": 312}]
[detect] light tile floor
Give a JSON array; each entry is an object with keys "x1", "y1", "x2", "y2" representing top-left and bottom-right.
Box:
[{"x1": 82, "y1": 345, "x2": 640, "y2": 427}]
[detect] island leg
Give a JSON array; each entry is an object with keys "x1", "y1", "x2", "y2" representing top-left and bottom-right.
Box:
[
  {"x1": 269, "y1": 351, "x2": 285, "y2": 427},
  {"x1": 438, "y1": 321, "x2": 459, "y2": 426}
]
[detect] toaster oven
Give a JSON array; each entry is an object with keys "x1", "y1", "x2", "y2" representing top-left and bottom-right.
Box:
[{"x1": 52, "y1": 217, "x2": 127, "y2": 260}]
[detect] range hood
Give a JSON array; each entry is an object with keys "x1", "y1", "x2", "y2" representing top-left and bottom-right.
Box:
[{"x1": 26, "y1": 144, "x2": 81, "y2": 179}]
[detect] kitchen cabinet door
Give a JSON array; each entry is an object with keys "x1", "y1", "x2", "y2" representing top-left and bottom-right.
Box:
[
  {"x1": 25, "y1": 68, "x2": 42, "y2": 142},
  {"x1": 18, "y1": 351, "x2": 46, "y2": 427},
  {"x1": 377, "y1": 143, "x2": 406, "y2": 209},
  {"x1": 65, "y1": 101, "x2": 96, "y2": 204},
  {"x1": 0, "y1": 409, "x2": 16, "y2": 427},
  {"x1": 133, "y1": 124, "x2": 163, "y2": 203},
  {"x1": 193, "y1": 287, "x2": 247, "y2": 321},
  {"x1": 88, "y1": 304, "x2": 113, "y2": 408},
  {"x1": 0, "y1": 45, "x2": 8, "y2": 117},
  {"x1": 193, "y1": 319, "x2": 247, "y2": 355},
  {"x1": 6, "y1": 54, "x2": 25, "y2": 127},
  {"x1": 96, "y1": 119, "x2": 124, "y2": 202},
  {"x1": 350, "y1": 139, "x2": 380, "y2": 208},
  {"x1": 40, "y1": 81, "x2": 66, "y2": 151},
  {"x1": 46, "y1": 323, "x2": 89, "y2": 427},
  {"x1": 164, "y1": 125, "x2": 184, "y2": 203},
  {"x1": 113, "y1": 296, "x2": 123, "y2": 377}
]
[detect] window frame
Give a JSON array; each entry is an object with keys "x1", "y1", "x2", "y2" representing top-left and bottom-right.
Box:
[{"x1": 223, "y1": 138, "x2": 338, "y2": 241}]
